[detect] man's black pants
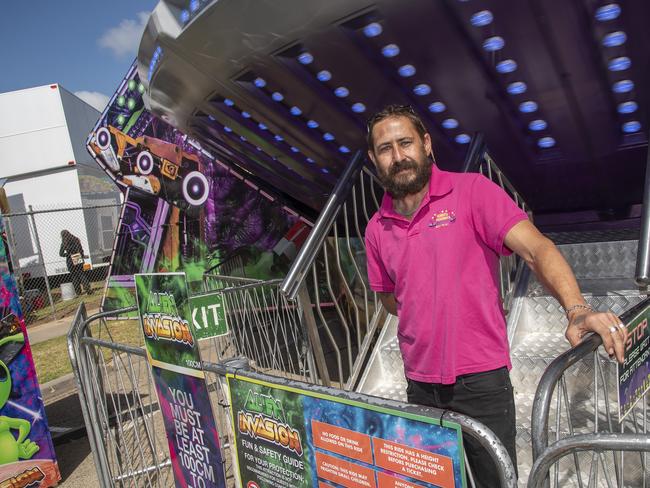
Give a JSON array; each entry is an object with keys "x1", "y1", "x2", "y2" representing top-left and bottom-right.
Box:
[{"x1": 406, "y1": 367, "x2": 517, "y2": 487}]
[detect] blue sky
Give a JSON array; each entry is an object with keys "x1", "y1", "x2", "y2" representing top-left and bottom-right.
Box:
[{"x1": 0, "y1": 1, "x2": 158, "y2": 110}]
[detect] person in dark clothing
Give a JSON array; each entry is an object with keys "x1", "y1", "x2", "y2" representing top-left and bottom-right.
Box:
[{"x1": 59, "y1": 230, "x2": 91, "y2": 295}]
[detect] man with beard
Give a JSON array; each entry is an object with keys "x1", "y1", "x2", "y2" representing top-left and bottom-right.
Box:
[{"x1": 364, "y1": 105, "x2": 627, "y2": 486}]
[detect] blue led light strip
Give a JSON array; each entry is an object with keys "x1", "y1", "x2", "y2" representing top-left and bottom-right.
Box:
[
  {"x1": 371, "y1": 34, "x2": 469, "y2": 144},
  {"x1": 468, "y1": 9, "x2": 556, "y2": 149},
  {"x1": 289, "y1": 48, "x2": 371, "y2": 135},
  {"x1": 594, "y1": 4, "x2": 642, "y2": 135},
  {"x1": 216, "y1": 96, "x2": 331, "y2": 170},
  {"x1": 252, "y1": 59, "x2": 358, "y2": 154}
]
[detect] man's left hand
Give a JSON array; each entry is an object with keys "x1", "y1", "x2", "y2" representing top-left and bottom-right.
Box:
[{"x1": 565, "y1": 310, "x2": 628, "y2": 363}]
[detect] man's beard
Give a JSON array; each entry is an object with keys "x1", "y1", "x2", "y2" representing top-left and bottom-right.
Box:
[{"x1": 377, "y1": 154, "x2": 433, "y2": 200}]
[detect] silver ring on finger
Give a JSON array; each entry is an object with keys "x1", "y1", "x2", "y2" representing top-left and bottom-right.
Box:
[
  {"x1": 617, "y1": 322, "x2": 626, "y2": 330},
  {"x1": 609, "y1": 325, "x2": 617, "y2": 334}
]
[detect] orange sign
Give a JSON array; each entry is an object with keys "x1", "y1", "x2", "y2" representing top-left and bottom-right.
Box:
[
  {"x1": 373, "y1": 438, "x2": 454, "y2": 488},
  {"x1": 376, "y1": 471, "x2": 425, "y2": 488},
  {"x1": 312, "y1": 420, "x2": 373, "y2": 464},
  {"x1": 315, "y1": 451, "x2": 377, "y2": 488}
]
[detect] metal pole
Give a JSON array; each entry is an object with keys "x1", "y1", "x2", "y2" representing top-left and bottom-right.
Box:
[
  {"x1": 280, "y1": 151, "x2": 364, "y2": 301},
  {"x1": 28, "y1": 205, "x2": 56, "y2": 319},
  {"x1": 3, "y1": 215, "x2": 20, "y2": 279},
  {"x1": 461, "y1": 132, "x2": 485, "y2": 173},
  {"x1": 635, "y1": 139, "x2": 650, "y2": 287}
]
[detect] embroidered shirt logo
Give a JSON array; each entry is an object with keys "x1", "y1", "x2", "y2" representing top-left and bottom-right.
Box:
[{"x1": 429, "y1": 209, "x2": 456, "y2": 228}]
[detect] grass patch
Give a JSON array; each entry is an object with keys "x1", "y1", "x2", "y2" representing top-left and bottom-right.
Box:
[{"x1": 31, "y1": 319, "x2": 144, "y2": 384}]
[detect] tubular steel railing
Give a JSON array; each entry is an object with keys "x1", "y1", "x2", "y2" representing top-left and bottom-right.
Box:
[
  {"x1": 279, "y1": 150, "x2": 384, "y2": 389},
  {"x1": 530, "y1": 297, "x2": 650, "y2": 488},
  {"x1": 68, "y1": 304, "x2": 517, "y2": 488},
  {"x1": 68, "y1": 276, "x2": 324, "y2": 486},
  {"x1": 635, "y1": 139, "x2": 650, "y2": 287},
  {"x1": 280, "y1": 150, "x2": 367, "y2": 301}
]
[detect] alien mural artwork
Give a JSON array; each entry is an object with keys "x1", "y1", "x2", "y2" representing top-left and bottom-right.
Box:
[
  {"x1": 88, "y1": 62, "x2": 310, "y2": 313},
  {"x1": 0, "y1": 218, "x2": 60, "y2": 487}
]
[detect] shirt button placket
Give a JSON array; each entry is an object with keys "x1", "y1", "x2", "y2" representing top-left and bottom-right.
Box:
[{"x1": 407, "y1": 215, "x2": 420, "y2": 238}]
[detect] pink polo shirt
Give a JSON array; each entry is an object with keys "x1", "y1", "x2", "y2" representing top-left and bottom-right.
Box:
[{"x1": 365, "y1": 164, "x2": 528, "y2": 384}]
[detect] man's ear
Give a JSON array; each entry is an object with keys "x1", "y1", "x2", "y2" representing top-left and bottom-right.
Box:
[
  {"x1": 367, "y1": 149, "x2": 377, "y2": 166},
  {"x1": 424, "y1": 133, "x2": 433, "y2": 159}
]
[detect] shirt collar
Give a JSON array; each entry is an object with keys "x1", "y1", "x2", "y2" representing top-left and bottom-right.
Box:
[{"x1": 378, "y1": 164, "x2": 453, "y2": 219}]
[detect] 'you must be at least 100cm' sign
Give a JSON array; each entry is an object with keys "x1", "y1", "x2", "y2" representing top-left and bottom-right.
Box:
[{"x1": 189, "y1": 291, "x2": 229, "y2": 341}]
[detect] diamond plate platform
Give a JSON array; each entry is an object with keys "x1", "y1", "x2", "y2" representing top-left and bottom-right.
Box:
[{"x1": 356, "y1": 315, "x2": 407, "y2": 401}]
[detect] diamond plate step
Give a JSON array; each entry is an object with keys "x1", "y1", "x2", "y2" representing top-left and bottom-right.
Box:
[
  {"x1": 555, "y1": 240, "x2": 637, "y2": 280},
  {"x1": 514, "y1": 295, "x2": 645, "y2": 337},
  {"x1": 356, "y1": 316, "x2": 407, "y2": 401},
  {"x1": 511, "y1": 332, "x2": 570, "y2": 360}
]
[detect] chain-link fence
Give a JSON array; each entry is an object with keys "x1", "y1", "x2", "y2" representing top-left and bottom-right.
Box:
[{"x1": 3, "y1": 202, "x2": 122, "y2": 326}]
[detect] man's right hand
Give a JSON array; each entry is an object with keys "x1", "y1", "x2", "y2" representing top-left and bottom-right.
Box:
[{"x1": 566, "y1": 309, "x2": 628, "y2": 363}]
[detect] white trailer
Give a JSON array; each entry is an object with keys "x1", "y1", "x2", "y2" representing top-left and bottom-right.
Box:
[{"x1": 0, "y1": 84, "x2": 122, "y2": 279}]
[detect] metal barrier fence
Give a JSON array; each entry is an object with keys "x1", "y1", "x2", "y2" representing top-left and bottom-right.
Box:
[
  {"x1": 68, "y1": 302, "x2": 517, "y2": 488},
  {"x1": 68, "y1": 274, "x2": 312, "y2": 487},
  {"x1": 529, "y1": 297, "x2": 650, "y2": 488},
  {"x1": 3, "y1": 202, "x2": 121, "y2": 325},
  {"x1": 68, "y1": 303, "x2": 175, "y2": 487},
  {"x1": 201, "y1": 274, "x2": 313, "y2": 382}
]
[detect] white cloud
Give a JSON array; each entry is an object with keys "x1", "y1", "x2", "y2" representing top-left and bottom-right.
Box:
[
  {"x1": 74, "y1": 91, "x2": 110, "y2": 112},
  {"x1": 98, "y1": 12, "x2": 149, "y2": 59}
]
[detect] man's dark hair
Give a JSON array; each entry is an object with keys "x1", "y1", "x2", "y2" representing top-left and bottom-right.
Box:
[{"x1": 366, "y1": 104, "x2": 428, "y2": 150}]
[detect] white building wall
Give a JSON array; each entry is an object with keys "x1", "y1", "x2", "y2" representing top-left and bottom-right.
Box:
[
  {"x1": 0, "y1": 84, "x2": 120, "y2": 277},
  {"x1": 0, "y1": 85, "x2": 76, "y2": 178}
]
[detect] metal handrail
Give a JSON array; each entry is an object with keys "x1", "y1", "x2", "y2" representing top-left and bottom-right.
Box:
[
  {"x1": 280, "y1": 150, "x2": 365, "y2": 301},
  {"x1": 528, "y1": 433, "x2": 650, "y2": 488},
  {"x1": 530, "y1": 333, "x2": 603, "y2": 459},
  {"x1": 635, "y1": 139, "x2": 650, "y2": 286},
  {"x1": 529, "y1": 298, "x2": 650, "y2": 486},
  {"x1": 531, "y1": 296, "x2": 650, "y2": 459},
  {"x1": 461, "y1": 133, "x2": 531, "y2": 216},
  {"x1": 462, "y1": 133, "x2": 531, "y2": 313}
]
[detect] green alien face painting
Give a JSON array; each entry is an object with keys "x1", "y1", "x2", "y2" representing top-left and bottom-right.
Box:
[{"x1": 0, "y1": 333, "x2": 39, "y2": 464}]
